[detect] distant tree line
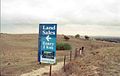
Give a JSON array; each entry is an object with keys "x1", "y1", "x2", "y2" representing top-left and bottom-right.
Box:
[
  {"x1": 75, "y1": 34, "x2": 90, "y2": 40},
  {"x1": 63, "y1": 34, "x2": 90, "y2": 41}
]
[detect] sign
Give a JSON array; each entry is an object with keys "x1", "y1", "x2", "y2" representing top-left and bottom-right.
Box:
[{"x1": 38, "y1": 24, "x2": 57, "y2": 64}]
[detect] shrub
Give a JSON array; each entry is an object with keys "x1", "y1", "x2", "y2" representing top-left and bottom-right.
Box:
[
  {"x1": 75, "y1": 34, "x2": 80, "y2": 38},
  {"x1": 56, "y1": 43, "x2": 72, "y2": 50},
  {"x1": 85, "y1": 35, "x2": 90, "y2": 40},
  {"x1": 64, "y1": 35, "x2": 70, "y2": 41}
]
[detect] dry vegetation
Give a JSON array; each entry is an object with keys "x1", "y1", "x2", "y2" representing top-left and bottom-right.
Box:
[
  {"x1": 0, "y1": 33, "x2": 120, "y2": 76},
  {"x1": 53, "y1": 47, "x2": 120, "y2": 76}
]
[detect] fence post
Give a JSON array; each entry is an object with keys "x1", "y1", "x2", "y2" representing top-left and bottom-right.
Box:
[
  {"x1": 79, "y1": 48, "x2": 81, "y2": 56},
  {"x1": 74, "y1": 50, "x2": 76, "y2": 59},
  {"x1": 49, "y1": 65, "x2": 52, "y2": 76},
  {"x1": 74, "y1": 48, "x2": 77, "y2": 59},
  {"x1": 64, "y1": 55, "x2": 66, "y2": 72},
  {"x1": 82, "y1": 46, "x2": 84, "y2": 56},
  {"x1": 70, "y1": 51, "x2": 72, "y2": 61}
]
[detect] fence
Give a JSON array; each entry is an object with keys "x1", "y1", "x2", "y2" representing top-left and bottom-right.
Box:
[{"x1": 49, "y1": 46, "x2": 85, "y2": 76}]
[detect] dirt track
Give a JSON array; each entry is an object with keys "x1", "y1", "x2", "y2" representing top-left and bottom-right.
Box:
[{"x1": 21, "y1": 62, "x2": 64, "y2": 76}]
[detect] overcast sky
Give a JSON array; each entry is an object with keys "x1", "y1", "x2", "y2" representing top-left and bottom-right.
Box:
[{"x1": 1, "y1": 0, "x2": 120, "y2": 36}]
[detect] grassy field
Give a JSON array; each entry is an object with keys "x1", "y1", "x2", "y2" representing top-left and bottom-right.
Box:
[
  {"x1": 53, "y1": 47, "x2": 120, "y2": 76},
  {"x1": 0, "y1": 33, "x2": 120, "y2": 76}
]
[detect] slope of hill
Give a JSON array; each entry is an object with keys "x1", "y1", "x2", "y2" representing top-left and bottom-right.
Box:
[
  {"x1": 0, "y1": 34, "x2": 120, "y2": 76},
  {"x1": 53, "y1": 46, "x2": 120, "y2": 76}
]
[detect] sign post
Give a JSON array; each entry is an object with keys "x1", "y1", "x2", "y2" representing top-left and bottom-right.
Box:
[
  {"x1": 38, "y1": 24, "x2": 57, "y2": 64},
  {"x1": 49, "y1": 65, "x2": 52, "y2": 76}
]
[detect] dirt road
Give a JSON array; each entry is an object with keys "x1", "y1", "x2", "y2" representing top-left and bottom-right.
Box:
[{"x1": 20, "y1": 62, "x2": 64, "y2": 76}]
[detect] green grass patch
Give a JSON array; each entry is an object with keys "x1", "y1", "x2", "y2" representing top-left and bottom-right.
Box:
[{"x1": 56, "y1": 43, "x2": 72, "y2": 50}]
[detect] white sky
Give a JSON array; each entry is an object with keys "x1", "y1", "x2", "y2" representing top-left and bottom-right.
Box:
[{"x1": 1, "y1": 0, "x2": 120, "y2": 36}]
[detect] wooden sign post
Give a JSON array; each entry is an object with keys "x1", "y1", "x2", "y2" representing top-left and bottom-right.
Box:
[{"x1": 49, "y1": 65, "x2": 52, "y2": 76}]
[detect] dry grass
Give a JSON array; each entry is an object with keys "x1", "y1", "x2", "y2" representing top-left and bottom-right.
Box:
[
  {"x1": 53, "y1": 47, "x2": 120, "y2": 76},
  {"x1": 0, "y1": 33, "x2": 120, "y2": 76}
]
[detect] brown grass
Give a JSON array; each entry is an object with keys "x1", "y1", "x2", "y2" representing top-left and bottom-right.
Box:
[
  {"x1": 0, "y1": 34, "x2": 120, "y2": 76},
  {"x1": 53, "y1": 47, "x2": 120, "y2": 76}
]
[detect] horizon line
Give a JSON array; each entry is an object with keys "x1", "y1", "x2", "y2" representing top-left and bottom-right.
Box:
[{"x1": 1, "y1": 32, "x2": 120, "y2": 38}]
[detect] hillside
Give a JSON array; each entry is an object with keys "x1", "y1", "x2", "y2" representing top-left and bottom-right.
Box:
[
  {"x1": 53, "y1": 47, "x2": 120, "y2": 76},
  {"x1": 0, "y1": 34, "x2": 120, "y2": 76}
]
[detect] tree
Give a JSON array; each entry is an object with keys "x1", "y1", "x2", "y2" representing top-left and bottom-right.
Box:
[
  {"x1": 64, "y1": 35, "x2": 70, "y2": 41},
  {"x1": 85, "y1": 35, "x2": 90, "y2": 40},
  {"x1": 75, "y1": 34, "x2": 80, "y2": 38}
]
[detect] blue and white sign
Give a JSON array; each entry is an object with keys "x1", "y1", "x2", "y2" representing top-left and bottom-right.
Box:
[{"x1": 38, "y1": 24, "x2": 57, "y2": 64}]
